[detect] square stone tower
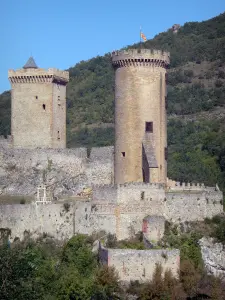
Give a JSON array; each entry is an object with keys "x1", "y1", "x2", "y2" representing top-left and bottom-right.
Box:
[{"x1": 8, "y1": 57, "x2": 69, "y2": 148}]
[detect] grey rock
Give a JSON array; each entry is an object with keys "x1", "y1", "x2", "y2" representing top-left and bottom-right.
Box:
[{"x1": 199, "y1": 237, "x2": 225, "y2": 280}]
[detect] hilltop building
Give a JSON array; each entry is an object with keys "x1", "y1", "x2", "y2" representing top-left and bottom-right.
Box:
[{"x1": 8, "y1": 57, "x2": 69, "y2": 148}]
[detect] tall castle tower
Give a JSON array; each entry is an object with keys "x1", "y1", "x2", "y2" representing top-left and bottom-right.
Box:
[
  {"x1": 112, "y1": 49, "x2": 170, "y2": 184},
  {"x1": 8, "y1": 57, "x2": 69, "y2": 148}
]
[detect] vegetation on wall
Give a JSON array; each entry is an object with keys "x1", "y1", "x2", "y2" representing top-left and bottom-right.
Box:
[{"x1": 0, "y1": 12, "x2": 225, "y2": 192}]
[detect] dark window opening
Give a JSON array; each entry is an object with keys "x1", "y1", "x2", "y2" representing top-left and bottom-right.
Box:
[
  {"x1": 165, "y1": 147, "x2": 168, "y2": 160},
  {"x1": 58, "y1": 95, "x2": 61, "y2": 106},
  {"x1": 57, "y1": 131, "x2": 60, "y2": 140},
  {"x1": 121, "y1": 152, "x2": 125, "y2": 157},
  {"x1": 145, "y1": 122, "x2": 153, "y2": 132},
  {"x1": 35, "y1": 96, "x2": 38, "y2": 99},
  {"x1": 141, "y1": 191, "x2": 145, "y2": 200},
  {"x1": 42, "y1": 104, "x2": 46, "y2": 110},
  {"x1": 165, "y1": 73, "x2": 168, "y2": 84}
]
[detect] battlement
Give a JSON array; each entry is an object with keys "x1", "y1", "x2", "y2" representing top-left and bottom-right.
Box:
[
  {"x1": 118, "y1": 182, "x2": 165, "y2": 189},
  {"x1": 112, "y1": 49, "x2": 170, "y2": 68},
  {"x1": 167, "y1": 181, "x2": 221, "y2": 192},
  {"x1": 92, "y1": 182, "x2": 165, "y2": 190},
  {"x1": 8, "y1": 68, "x2": 69, "y2": 84}
]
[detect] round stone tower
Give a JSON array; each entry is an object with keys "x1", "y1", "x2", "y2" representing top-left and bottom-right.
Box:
[{"x1": 112, "y1": 49, "x2": 170, "y2": 184}]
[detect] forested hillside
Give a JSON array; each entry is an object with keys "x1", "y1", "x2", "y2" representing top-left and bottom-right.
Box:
[{"x1": 0, "y1": 12, "x2": 225, "y2": 191}]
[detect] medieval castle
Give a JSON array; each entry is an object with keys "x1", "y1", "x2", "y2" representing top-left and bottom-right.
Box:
[{"x1": 0, "y1": 49, "x2": 223, "y2": 281}]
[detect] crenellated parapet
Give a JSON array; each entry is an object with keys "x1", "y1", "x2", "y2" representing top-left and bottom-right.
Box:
[
  {"x1": 8, "y1": 68, "x2": 69, "y2": 85},
  {"x1": 167, "y1": 181, "x2": 220, "y2": 192},
  {"x1": 92, "y1": 182, "x2": 165, "y2": 190},
  {"x1": 112, "y1": 49, "x2": 170, "y2": 68},
  {"x1": 118, "y1": 182, "x2": 165, "y2": 189}
]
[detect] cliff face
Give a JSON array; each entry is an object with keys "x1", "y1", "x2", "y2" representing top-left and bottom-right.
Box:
[
  {"x1": 199, "y1": 237, "x2": 225, "y2": 280},
  {"x1": 0, "y1": 145, "x2": 113, "y2": 197}
]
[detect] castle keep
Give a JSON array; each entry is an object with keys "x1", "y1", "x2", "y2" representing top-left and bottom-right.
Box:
[
  {"x1": 8, "y1": 57, "x2": 69, "y2": 148},
  {"x1": 112, "y1": 49, "x2": 169, "y2": 184}
]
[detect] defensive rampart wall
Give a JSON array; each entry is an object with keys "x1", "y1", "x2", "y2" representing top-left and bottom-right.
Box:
[{"x1": 0, "y1": 185, "x2": 223, "y2": 242}]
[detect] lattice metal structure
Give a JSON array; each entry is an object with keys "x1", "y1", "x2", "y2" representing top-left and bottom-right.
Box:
[{"x1": 36, "y1": 184, "x2": 52, "y2": 204}]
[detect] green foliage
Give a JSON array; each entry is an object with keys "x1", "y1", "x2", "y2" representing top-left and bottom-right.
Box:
[
  {"x1": 0, "y1": 235, "x2": 121, "y2": 300},
  {"x1": 61, "y1": 234, "x2": 97, "y2": 276},
  {"x1": 92, "y1": 265, "x2": 121, "y2": 299},
  {"x1": 204, "y1": 215, "x2": 225, "y2": 244},
  {"x1": 67, "y1": 126, "x2": 114, "y2": 148},
  {"x1": 105, "y1": 232, "x2": 145, "y2": 250},
  {"x1": 163, "y1": 223, "x2": 203, "y2": 268},
  {"x1": 1, "y1": 235, "x2": 225, "y2": 299},
  {"x1": 167, "y1": 118, "x2": 225, "y2": 192}
]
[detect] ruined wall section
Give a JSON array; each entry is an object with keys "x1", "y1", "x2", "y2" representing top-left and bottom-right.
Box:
[{"x1": 99, "y1": 245, "x2": 180, "y2": 282}]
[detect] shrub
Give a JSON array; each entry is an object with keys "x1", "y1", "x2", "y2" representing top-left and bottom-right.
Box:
[
  {"x1": 92, "y1": 265, "x2": 121, "y2": 299},
  {"x1": 61, "y1": 234, "x2": 97, "y2": 276},
  {"x1": 180, "y1": 260, "x2": 200, "y2": 297},
  {"x1": 63, "y1": 202, "x2": 70, "y2": 212}
]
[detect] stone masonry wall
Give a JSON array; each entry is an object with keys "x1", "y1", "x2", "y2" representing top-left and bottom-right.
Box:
[
  {"x1": 0, "y1": 185, "x2": 223, "y2": 242},
  {"x1": 0, "y1": 201, "x2": 116, "y2": 242},
  {"x1": 91, "y1": 183, "x2": 223, "y2": 240},
  {"x1": 99, "y1": 245, "x2": 180, "y2": 282}
]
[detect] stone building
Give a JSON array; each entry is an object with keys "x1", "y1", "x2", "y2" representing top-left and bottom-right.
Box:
[
  {"x1": 112, "y1": 49, "x2": 170, "y2": 184},
  {"x1": 8, "y1": 57, "x2": 69, "y2": 148}
]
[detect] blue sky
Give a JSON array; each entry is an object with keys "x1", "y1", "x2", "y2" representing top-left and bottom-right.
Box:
[{"x1": 0, "y1": 0, "x2": 225, "y2": 93}]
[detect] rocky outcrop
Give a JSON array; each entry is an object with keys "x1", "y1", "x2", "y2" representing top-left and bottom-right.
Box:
[
  {"x1": 0, "y1": 146, "x2": 113, "y2": 197},
  {"x1": 199, "y1": 237, "x2": 225, "y2": 280}
]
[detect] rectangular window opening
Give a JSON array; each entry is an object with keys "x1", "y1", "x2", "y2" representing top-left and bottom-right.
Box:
[
  {"x1": 35, "y1": 96, "x2": 38, "y2": 99},
  {"x1": 58, "y1": 95, "x2": 61, "y2": 106},
  {"x1": 145, "y1": 122, "x2": 153, "y2": 132},
  {"x1": 165, "y1": 147, "x2": 168, "y2": 160},
  {"x1": 42, "y1": 104, "x2": 46, "y2": 110},
  {"x1": 121, "y1": 152, "x2": 125, "y2": 157},
  {"x1": 57, "y1": 131, "x2": 60, "y2": 140},
  {"x1": 141, "y1": 191, "x2": 145, "y2": 200}
]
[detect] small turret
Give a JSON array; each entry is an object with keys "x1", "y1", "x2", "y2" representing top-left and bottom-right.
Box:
[{"x1": 23, "y1": 56, "x2": 38, "y2": 69}]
